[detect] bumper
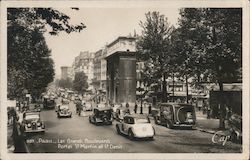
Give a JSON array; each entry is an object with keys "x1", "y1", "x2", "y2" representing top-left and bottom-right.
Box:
[
  {"x1": 59, "y1": 113, "x2": 72, "y2": 117},
  {"x1": 173, "y1": 124, "x2": 195, "y2": 127},
  {"x1": 24, "y1": 128, "x2": 45, "y2": 133},
  {"x1": 134, "y1": 133, "x2": 154, "y2": 138}
]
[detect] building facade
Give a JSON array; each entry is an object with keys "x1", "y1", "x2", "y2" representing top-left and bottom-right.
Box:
[
  {"x1": 106, "y1": 36, "x2": 137, "y2": 105},
  {"x1": 61, "y1": 66, "x2": 73, "y2": 80},
  {"x1": 72, "y1": 51, "x2": 94, "y2": 91},
  {"x1": 93, "y1": 49, "x2": 102, "y2": 91}
]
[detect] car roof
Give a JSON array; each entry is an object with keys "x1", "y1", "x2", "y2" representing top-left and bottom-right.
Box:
[
  {"x1": 25, "y1": 111, "x2": 40, "y2": 114},
  {"x1": 60, "y1": 105, "x2": 69, "y2": 109},
  {"x1": 94, "y1": 107, "x2": 112, "y2": 111},
  {"x1": 124, "y1": 114, "x2": 148, "y2": 119}
]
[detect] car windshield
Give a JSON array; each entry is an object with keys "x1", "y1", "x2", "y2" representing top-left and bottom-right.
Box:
[
  {"x1": 174, "y1": 105, "x2": 195, "y2": 122},
  {"x1": 135, "y1": 118, "x2": 149, "y2": 123},
  {"x1": 60, "y1": 105, "x2": 69, "y2": 109},
  {"x1": 86, "y1": 103, "x2": 91, "y2": 107},
  {"x1": 25, "y1": 114, "x2": 39, "y2": 120},
  {"x1": 98, "y1": 103, "x2": 106, "y2": 108}
]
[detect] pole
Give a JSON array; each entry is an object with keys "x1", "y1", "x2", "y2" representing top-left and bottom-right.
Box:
[
  {"x1": 172, "y1": 73, "x2": 175, "y2": 102},
  {"x1": 140, "y1": 81, "x2": 143, "y2": 114},
  {"x1": 186, "y1": 75, "x2": 189, "y2": 104}
]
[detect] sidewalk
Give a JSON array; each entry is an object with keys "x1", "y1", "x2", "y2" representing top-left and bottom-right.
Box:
[{"x1": 195, "y1": 111, "x2": 227, "y2": 134}]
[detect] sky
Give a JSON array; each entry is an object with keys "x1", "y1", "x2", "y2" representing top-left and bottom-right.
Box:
[{"x1": 44, "y1": 8, "x2": 181, "y2": 77}]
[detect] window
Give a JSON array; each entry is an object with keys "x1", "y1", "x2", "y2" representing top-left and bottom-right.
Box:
[
  {"x1": 127, "y1": 117, "x2": 134, "y2": 124},
  {"x1": 124, "y1": 116, "x2": 128, "y2": 123}
]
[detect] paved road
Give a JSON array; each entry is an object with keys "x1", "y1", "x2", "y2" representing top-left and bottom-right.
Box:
[{"x1": 23, "y1": 99, "x2": 241, "y2": 153}]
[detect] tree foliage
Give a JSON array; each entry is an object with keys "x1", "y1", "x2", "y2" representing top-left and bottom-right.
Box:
[
  {"x1": 174, "y1": 8, "x2": 242, "y2": 84},
  {"x1": 58, "y1": 78, "x2": 73, "y2": 89},
  {"x1": 174, "y1": 8, "x2": 242, "y2": 128},
  {"x1": 73, "y1": 72, "x2": 89, "y2": 94},
  {"x1": 7, "y1": 8, "x2": 86, "y2": 35},
  {"x1": 137, "y1": 11, "x2": 174, "y2": 102},
  {"x1": 7, "y1": 8, "x2": 86, "y2": 99}
]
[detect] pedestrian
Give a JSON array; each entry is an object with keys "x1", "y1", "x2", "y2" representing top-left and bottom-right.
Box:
[
  {"x1": 207, "y1": 106, "x2": 211, "y2": 119},
  {"x1": 148, "y1": 104, "x2": 152, "y2": 115},
  {"x1": 126, "y1": 102, "x2": 129, "y2": 108},
  {"x1": 134, "y1": 103, "x2": 138, "y2": 114},
  {"x1": 125, "y1": 102, "x2": 130, "y2": 115}
]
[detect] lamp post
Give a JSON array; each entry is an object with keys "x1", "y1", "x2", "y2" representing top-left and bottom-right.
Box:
[{"x1": 138, "y1": 79, "x2": 143, "y2": 114}]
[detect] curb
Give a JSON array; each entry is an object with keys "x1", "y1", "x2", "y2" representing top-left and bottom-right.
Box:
[{"x1": 195, "y1": 127, "x2": 217, "y2": 134}]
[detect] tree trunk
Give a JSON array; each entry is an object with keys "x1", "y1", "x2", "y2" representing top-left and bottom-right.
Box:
[
  {"x1": 219, "y1": 81, "x2": 226, "y2": 129},
  {"x1": 162, "y1": 73, "x2": 167, "y2": 102},
  {"x1": 186, "y1": 75, "x2": 189, "y2": 103}
]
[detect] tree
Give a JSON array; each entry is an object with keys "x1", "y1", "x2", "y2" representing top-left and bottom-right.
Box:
[
  {"x1": 73, "y1": 72, "x2": 89, "y2": 94},
  {"x1": 176, "y1": 8, "x2": 242, "y2": 129},
  {"x1": 7, "y1": 8, "x2": 86, "y2": 100},
  {"x1": 58, "y1": 78, "x2": 73, "y2": 89},
  {"x1": 7, "y1": 25, "x2": 55, "y2": 100},
  {"x1": 7, "y1": 8, "x2": 86, "y2": 35},
  {"x1": 137, "y1": 11, "x2": 174, "y2": 102}
]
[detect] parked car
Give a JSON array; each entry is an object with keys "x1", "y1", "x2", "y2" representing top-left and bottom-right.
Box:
[
  {"x1": 21, "y1": 111, "x2": 45, "y2": 133},
  {"x1": 84, "y1": 102, "x2": 93, "y2": 111},
  {"x1": 116, "y1": 114, "x2": 155, "y2": 140},
  {"x1": 57, "y1": 104, "x2": 72, "y2": 118},
  {"x1": 89, "y1": 107, "x2": 113, "y2": 125},
  {"x1": 152, "y1": 103, "x2": 196, "y2": 129}
]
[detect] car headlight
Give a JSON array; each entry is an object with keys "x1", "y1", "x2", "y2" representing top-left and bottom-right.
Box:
[
  {"x1": 37, "y1": 122, "x2": 41, "y2": 127},
  {"x1": 27, "y1": 123, "x2": 31, "y2": 127}
]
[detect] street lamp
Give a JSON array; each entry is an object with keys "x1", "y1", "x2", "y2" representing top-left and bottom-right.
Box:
[{"x1": 139, "y1": 81, "x2": 143, "y2": 114}]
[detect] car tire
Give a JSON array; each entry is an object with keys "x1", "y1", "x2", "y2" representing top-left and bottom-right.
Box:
[
  {"x1": 154, "y1": 117, "x2": 159, "y2": 125},
  {"x1": 166, "y1": 121, "x2": 173, "y2": 129},
  {"x1": 116, "y1": 124, "x2": 121, "y2": 135},
  {"x1": 128, "y1": 129, "x2": 134, "y2": 140},
  {"x1": 149, "y1": 137, "x2": 154, "y2": 141},
  {"x1": 89, "y1": 117, "x2": 92, "y2": 123}
]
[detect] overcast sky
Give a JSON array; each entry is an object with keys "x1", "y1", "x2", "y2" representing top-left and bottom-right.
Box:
[{"x1": 44, "y1": 8, "x2": 181, "y2": 77}]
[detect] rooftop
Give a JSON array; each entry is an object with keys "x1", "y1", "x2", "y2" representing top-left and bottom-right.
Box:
[{"x1": 107, "y1": 36, "x2": 136, "y2": 48}]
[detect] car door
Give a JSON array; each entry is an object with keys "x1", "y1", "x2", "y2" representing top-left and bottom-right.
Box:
[
  {"x1": 122, "y1": 117, "x2": 129, "y2": 134},
  {"x1": 123, "y1": 117, "x2": 133, "y2": 134}
]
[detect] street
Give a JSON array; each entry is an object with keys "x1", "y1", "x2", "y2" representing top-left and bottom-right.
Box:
[{"x1": 22, "y1": 99, "x2": 241, "y2": 153}]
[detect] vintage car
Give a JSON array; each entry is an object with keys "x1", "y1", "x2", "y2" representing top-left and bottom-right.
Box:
[
  {"x1": 61, "y1": 98, "x2": 70, "y2": 104},
  {"x1": 152, "y1": 103, "x2": 196, "y2": 129},
  {"x1": 89, "y1": 107, "x2": 113, "y2": 125},
  {"x1": 116, "y1": 115, "x2": 155, "y2": 140},
  {"x1": 21, "y1": 111, "x2": 45, "y2": 133},
  {"x1": 57, "y1": 104, "x2": 72, "y2": 118},
  {"x1": 84, "y1": 102, "x2": 93, "y2": 111},
  {"x1": 43, "y1": 96, "x2": 56, "y2": 109}
]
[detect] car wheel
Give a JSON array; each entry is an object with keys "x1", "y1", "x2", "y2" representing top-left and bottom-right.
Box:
[
  {"x1": 89, "y1": 117, "x2": 92, "y2": 123},
  {"x1": 149, "y1": 137, "x2": 154, "y2": 141},
  {"x1": 166, "y1": 121, "x2": 173, "y2": 129},
  {"x1": 154, "y1": 117, "x2": 159, "y2": 125},
  {"x1": 128, "y1": 129, "x2": 134, "y2": 140},
  {"x1": 116, "y1": 124, "x2": 121, "y2": 135}
]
